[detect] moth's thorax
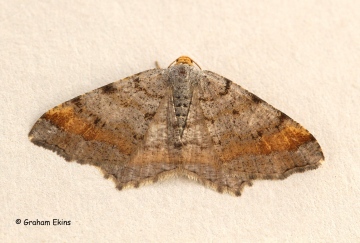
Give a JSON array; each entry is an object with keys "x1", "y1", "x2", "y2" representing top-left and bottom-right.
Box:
[{"x1": 167, "y1": 65, "x2": 201, "y2": 138}]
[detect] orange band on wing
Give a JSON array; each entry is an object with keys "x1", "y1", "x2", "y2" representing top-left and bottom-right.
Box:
[
  {"x1": 43, "y1": 106, "x2": 133, "y2": 155},
  {"x1": 221, "y1": 125, "x2": 314, "y2": 161}
]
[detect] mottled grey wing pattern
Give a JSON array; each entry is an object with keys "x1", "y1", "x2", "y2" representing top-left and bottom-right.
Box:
[
  {"x1": 184, "y1": 70, "x2": 324, "y2": 195},
  {"x1": 29, "y1": 68, "x2": 174, "y2": 188}
]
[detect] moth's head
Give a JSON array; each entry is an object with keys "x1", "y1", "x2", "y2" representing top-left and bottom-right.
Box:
[
  {"x1": 168, "y1": 56, "x2": 201, "y2": 69},
  {"x1": 175, "y1": 56, "x2": 194, "y2": 66}
]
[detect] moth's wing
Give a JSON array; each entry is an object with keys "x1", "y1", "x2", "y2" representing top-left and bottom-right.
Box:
[
  {"x1": 189, "y1": 70, "x2": 324, "y2": 196},
  {"x1": 180, "y1": 86, "x2": 252, "y2": 196},
  {"x1": 116, "y1": 87, "x2": 184, "y2": 189},
  {"x1": 29, "y1": 68, "x2": 173, "y2": 189}
]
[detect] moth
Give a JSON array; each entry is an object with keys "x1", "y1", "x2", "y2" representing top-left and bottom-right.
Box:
[{"x1": 29, "y1": 56, "x2": 324, "y2": 196}]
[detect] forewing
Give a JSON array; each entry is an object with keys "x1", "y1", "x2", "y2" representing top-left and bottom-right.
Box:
[
  {"x1": 29, "y1": 68, "x2": 169, "y2": 188},
  {"x1": 193, "y1": 70, "x2": 324, "y2": 195}
]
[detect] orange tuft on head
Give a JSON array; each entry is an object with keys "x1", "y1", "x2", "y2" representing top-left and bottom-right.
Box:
[
  {"x1": 168, "y1": 56, "x2": 201, "y2": 69},
  {"x1": 175, "y1": 56, "x2": 194, "y2": 65}
]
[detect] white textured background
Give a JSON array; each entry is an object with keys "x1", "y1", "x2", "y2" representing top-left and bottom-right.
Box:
[{"x1": 1, "y1": 0, "x2": 359, "y2": 242}]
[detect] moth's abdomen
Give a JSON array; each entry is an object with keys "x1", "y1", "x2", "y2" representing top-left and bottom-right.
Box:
[
  {"x1": 174, "y1": 95, "x2": 191, "y2": 124},
  {"x1": 169, "y1": 65, "x2": 194, "y2": 137}
]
